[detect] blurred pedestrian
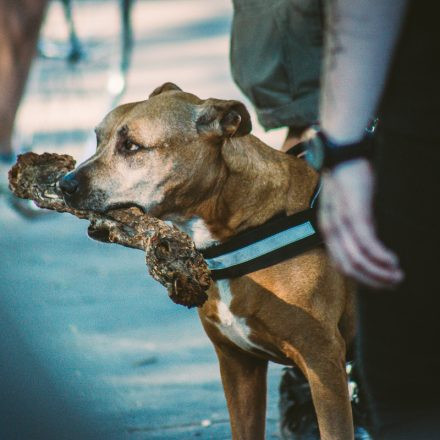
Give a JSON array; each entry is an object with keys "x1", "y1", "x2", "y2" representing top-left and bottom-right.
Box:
[
  {"x1": 0, "y1": 0, "x2": 48, "y2": 190},
  {"x1": 314, "y1": 0, "x2": 440, "y2": 438}
]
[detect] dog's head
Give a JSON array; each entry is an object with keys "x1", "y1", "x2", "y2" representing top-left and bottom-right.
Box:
[{"x1": 59, "y1": 83, "x2": 251, "y2": 217}]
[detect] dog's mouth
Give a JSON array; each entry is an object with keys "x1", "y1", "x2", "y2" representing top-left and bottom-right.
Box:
[
  {"x1": 87, "y1": 201, "x2": 147, "y2": 244},
  {"x1": 104, "y1": 201, "x2": 146, "y2": 214}
]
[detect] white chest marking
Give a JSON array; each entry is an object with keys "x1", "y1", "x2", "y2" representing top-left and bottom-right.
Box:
[
  {"x1": 214, "y1": 279, "x2": 277, "y2": 357},
  {"x1": 177, "y1": 217, "x2": 218, "y2": 249}
]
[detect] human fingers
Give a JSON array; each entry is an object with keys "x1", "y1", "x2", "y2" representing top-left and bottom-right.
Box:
[
  {"x1": 345, "y1": 208, "x2": 401, "y2": 270},
  {"x1": 319, "y1": 174, "x2": 403, "y2": 288},
  {"x1": 318, "y1": 176, "x2": 352, "y2": 271},
  {"x1": 336, "y1": 213, "x2": 404, "y2": 287},
  {"x1": 319, "y1": 188, "x2": 389, "y2": 288},
  {"x1": 332, "y1": 160, "x2": 401, "y2": 269}
]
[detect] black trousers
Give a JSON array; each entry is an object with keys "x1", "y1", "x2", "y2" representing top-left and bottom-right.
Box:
[{"x1": 356, "y1": 127, "x2": 440, "y2": 439}]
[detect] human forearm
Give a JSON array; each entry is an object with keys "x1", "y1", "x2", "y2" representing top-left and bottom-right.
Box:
[{"x1": 320, "y1": 0, "x2": 408, "y2": 144}]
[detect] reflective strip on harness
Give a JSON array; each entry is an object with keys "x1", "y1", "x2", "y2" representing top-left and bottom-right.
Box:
[
  {"x1": 200, "y1": 205, "x2": 323, "y2": 280},
  {"x1": 205, "y1": 221, "x2": 316, "y2": 271}
]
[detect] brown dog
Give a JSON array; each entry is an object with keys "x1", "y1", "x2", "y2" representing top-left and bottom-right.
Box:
[{"x1": 59, "y1": 83, "x2": 356, "y2": 440}]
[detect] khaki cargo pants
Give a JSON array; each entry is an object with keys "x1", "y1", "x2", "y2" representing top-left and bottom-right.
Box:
[{"x1": 230, "y1": 0, "x2": 323, "y2": 130}]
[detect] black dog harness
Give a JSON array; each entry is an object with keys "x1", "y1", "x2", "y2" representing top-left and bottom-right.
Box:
[{"x1": 200, "y1": 145, "x2": 322, "y2": 280}]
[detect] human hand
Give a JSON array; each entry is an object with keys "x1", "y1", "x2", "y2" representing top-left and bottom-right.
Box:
[{"x1": 318, "y1": 158, "x2": 404, "y2": 288}]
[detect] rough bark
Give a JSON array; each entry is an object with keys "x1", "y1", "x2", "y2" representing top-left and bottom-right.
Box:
[{"x1": 8, "y1": 152, "x2": 211, "y2": 308}]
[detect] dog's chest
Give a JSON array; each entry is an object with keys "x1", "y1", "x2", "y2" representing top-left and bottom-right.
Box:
[
  {"x1": 176, "y1": 217, "x2": 276, "y2": 356},
  {"x1": 212, "y1": 279, "x2": 276, "y2": 357}
]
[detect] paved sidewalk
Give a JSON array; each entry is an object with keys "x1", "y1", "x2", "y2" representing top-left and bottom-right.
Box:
[
  {"x1": 0, "y1": 202, "x2": 283, "y2": 439},
  {"x1": 1, "y1": 1, "x2": 285, "y2": 438}
]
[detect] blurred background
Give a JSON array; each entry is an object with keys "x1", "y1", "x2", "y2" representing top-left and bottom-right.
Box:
[
  {"x1": 0, "y1": 1, "x2": 285, "y2": 438},
  {"x1": 17, "y1": 0, "x2": 285, "y2": 159}
]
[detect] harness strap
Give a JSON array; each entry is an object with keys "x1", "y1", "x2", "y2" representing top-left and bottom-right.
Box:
[
  {"x1": 286, "y1": 140, "x2": 321, "y2": 207},
  {"x1": 285, "y1": 141, "x2": 307, "y2": 158},
  {"x1": 201, "y1": 208, "x2": 323, "y2": 280},
  {"x1": 199, "y1": 144, "x2": 323, "y2": 280}
]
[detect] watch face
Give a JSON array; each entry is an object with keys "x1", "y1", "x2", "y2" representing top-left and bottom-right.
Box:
[{"x1": 305, "y1": 136, "x2": 324, "y2": 170}]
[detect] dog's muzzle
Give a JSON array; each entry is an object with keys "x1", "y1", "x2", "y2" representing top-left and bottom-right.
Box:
[{"x1": 58, "y1": 170, "x2": 109, "y2": 212}]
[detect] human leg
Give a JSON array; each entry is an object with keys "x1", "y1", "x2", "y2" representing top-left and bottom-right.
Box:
[
  {"x1": 0, "y1": 0, "x2": 49, "y2": 158},
  {"x1": 356, "y1": 128, "x2": 440, "y2": 439},
  {"x1": 230, "y1": 0, "x2": 321, "y2": 133}
]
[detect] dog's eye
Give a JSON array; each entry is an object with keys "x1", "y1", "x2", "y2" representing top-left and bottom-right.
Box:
[{"x1": 123, "y1": 140, "x2": 142, "y2": 152}]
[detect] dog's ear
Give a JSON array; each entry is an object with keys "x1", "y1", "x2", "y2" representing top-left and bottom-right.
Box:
[
  {"x1": 196, "y1": 99, "x2": 252, "y2": 138},
  {"x1": 149, "y1": 82, "x2": 182, "y2": 98}
]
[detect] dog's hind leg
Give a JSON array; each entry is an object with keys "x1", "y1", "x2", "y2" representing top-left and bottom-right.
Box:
[{"x1": 215, "y1": 344, "x2": 268, "y2": 440}]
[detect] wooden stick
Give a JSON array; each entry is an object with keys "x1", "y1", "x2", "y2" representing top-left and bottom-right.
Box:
[{"x1": 8, "y1": 152, "x2": 211, "y2": 308}]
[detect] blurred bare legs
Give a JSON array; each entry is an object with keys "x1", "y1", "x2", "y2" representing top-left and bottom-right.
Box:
[{"x1": 0, "y1": 0, "x2": 49, "y2": 158}]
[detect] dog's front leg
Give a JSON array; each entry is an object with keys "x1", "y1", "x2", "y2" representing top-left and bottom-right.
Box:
[
  {"x1": 302, "y1": 349, "x2": 354, "y2": 440},
  {"x1": 215, "y1": 345, "x2": 268, "y2": 440}
]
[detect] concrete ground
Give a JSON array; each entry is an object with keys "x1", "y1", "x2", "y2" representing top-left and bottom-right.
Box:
[{"x1": 1, "y1": 1, "x2": 286, "y2": 438}]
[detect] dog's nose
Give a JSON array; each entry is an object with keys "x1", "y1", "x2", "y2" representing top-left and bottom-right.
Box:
[{"x1": 59, "y1": 172, "x2": 79, "y2": 195}]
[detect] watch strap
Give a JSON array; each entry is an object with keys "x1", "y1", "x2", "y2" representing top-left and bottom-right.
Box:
[{"x1": 319, "y1": 131, "x2": 374, "y2": 170}]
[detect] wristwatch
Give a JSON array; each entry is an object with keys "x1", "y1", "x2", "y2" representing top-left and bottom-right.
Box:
[{"x1": 305, "y1": 131, "x2": 374, "y2": 171}]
